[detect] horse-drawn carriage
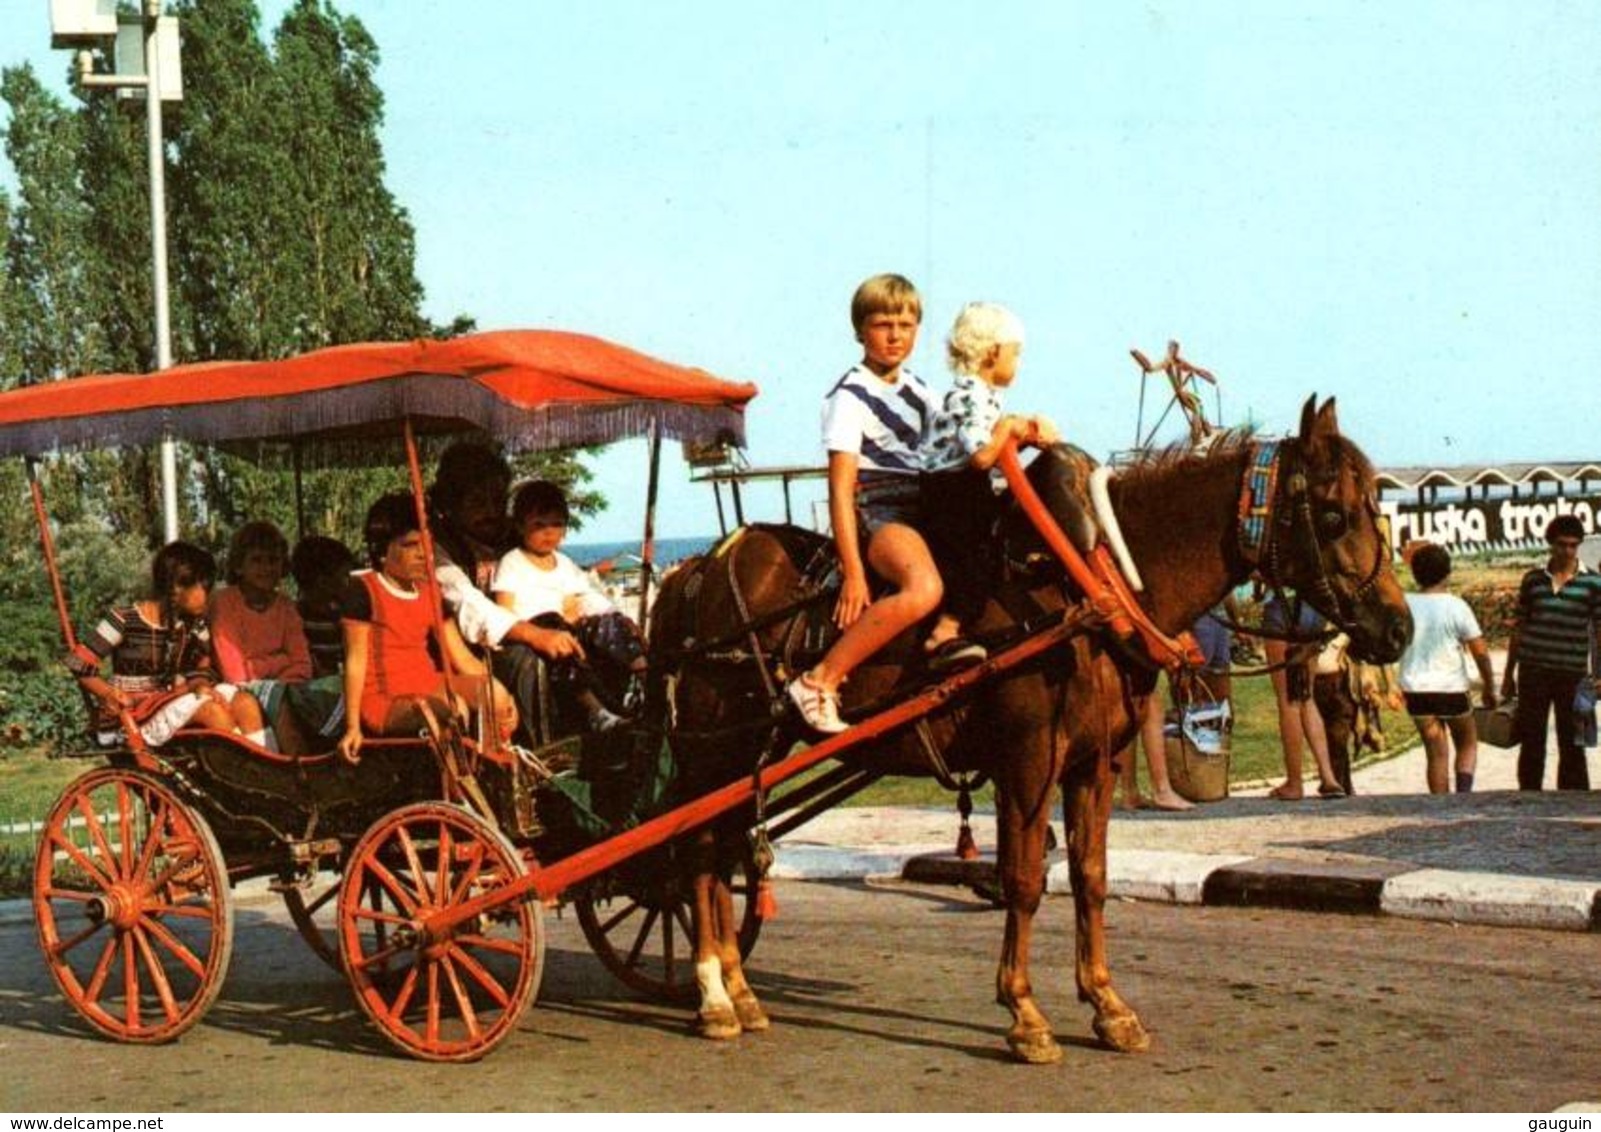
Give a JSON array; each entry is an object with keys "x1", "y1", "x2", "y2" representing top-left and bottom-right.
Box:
[{"x1": 2, "y1": 330, "x2": 1412, "y2": 1064}]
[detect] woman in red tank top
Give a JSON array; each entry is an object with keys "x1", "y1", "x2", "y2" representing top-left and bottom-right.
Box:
[{"x1": 336, "y1": 493, "x2": 517, "y2": 764}]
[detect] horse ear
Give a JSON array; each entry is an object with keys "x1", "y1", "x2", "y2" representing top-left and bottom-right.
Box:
[
  {"x1": 1297, "y1": 396, "x2": 1341, "y2": 449},
  {"x1": 1297, "y1": 395, "x2": 1318, "y2": 442}
]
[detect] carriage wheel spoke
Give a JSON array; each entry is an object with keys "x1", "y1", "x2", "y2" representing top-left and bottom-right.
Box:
[
  {"x1": 671, "y1": 903, "x2": 694, "y2": 941},
  {"x1": 117, "y1": 782, "x2": 135, "y2": 877},
  {"x1": 448, "y1": 941, "x2": 511, "y2": 1009},
  {"x1": 395, "y1": 826, "x2": 430, "y2": 904},
  {"x1": 143, "y1": 901, "x2": 214, "y2": 920},
  {"x1": 425, "y1": 960, "x2": 441, "y2": 1045},
  {"x1": 351, "y1": 906, "x2": 410, "y2": 928},
  {"x1": 133, "y1": 798, "x2": 174, "y2": 881},
  {"x1": 454, "y1": 932, "x2": 524, "y2": 957},
  {"x1": 139, "y1": 912, "x2": 208, "y2": 980},
  {"x1": 51, "y1": 828, "x2": 116, "y2": 892},
  {"x1": 435, "y1": 821, "x2": 453, "y2": 910},
  {"x1": 624, "y1": 907, "x2": 660, "y2": 967},
  {"x1": 74, "y1": 796, "x2": 122, "y2": 881},
  {"x1": 42, "y1": 887, "x2": 97, "y2": 902},
  {"x1": 303, "y1": 879, "x2": 339, "y2": 917},
  {"x1": 440, "y1": 953, "x2": 481, "y2": 1042},
  {"x1": 362, "y1": 855, "x2": 421, "y2": 917},
  {"x1": 82, "y1": 932, "x2": 119, "y2": 1005},
  {"x1": 50, "y1": 917, "x2": 107, "y2": 959},
  {"x1": 132, "y1": 925, "x2": 181, "y2": 1024},
  {"x1": 122, "y1": 932, "x2": 140, "y2": 1031},
  {"x1": 598, "y1": 898, "x2": 642, "y2": 936},
  {"x1": 353, "y1": 940, "x2": 410, "y2": 974},
  {"x1": 385, "y1": 964, "x2": 420, "y2": 1023},
  {"x1": 450, "y1": 842, "x2": 487, "y2": 906}
]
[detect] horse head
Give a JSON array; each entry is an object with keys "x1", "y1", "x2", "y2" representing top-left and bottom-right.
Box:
[{"x1": 1262, "y1": 396, "x2": 1412, "y2": 663}]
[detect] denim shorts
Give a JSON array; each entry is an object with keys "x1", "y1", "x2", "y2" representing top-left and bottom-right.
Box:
[
  {"x1": 855, "y1": 475, "x2": 922, "y2": 537},
  {"x1": 1192, "y1": 611, "x2": 1232, "y2": 673},
  {"x1": 1262, "y1": 596, "x2": 1325, "y2": 637}
]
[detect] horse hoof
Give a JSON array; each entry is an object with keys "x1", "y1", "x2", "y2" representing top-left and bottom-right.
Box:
[
  {"x1": 1093, "y1": 1012, "x2": 1152, "y2": 1054},
  {"x1": 1007, "y1": 1028, "x2": 1064, "y2": 1065},
  {"x1": 732, "y1": 990, "x2": 770, "y2": 1032},
  {"x1": 696, "y1": 1006, "x2": 742, "y2": 1041}
]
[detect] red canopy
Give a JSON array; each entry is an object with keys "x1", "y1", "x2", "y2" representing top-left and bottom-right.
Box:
[{"x1": 0, "y1": 330, "x2": 757, "y2": 458}]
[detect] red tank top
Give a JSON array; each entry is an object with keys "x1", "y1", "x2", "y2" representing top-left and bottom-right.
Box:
[{"x1": 356, "y1": 570, "x2": 440, "y2": 700}]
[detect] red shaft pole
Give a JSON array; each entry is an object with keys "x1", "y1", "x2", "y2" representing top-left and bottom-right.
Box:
[{"x1": 423, "y1": 610, "x2": 1087, "y2": 935}]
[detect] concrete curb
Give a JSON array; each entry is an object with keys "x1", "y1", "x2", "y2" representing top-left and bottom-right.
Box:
[{"x1": 897, "y1": 850, "x2": 1601, "y2": 933}]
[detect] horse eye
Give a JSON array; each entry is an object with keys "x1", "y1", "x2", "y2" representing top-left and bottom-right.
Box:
[{"x1": 1321, "y1": 509, "x2": 1348, "y2": 536}]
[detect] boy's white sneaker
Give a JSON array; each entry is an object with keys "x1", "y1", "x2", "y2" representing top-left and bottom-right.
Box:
[{"x1": 786, "y1": 675, "x2": 847, "y2": 734}]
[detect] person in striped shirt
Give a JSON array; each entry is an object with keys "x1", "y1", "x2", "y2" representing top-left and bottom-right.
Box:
[
  {"x1": 67, "y1": 541, "x2": 267, "y2": 748},
  {"x1": 1500, "y1": 514, "x2": 1601, "y2": 790},
  {"x1": 786, "y1": 273, "x2": 945, "y2": 733}
]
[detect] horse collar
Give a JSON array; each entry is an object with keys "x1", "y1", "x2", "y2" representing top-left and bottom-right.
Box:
[{"x1": 1236, "y1": 441, "x2": 1282, "y2": 568}]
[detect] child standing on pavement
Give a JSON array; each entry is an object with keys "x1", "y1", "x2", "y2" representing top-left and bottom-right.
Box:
[
  {"x1": 919, "y1": 301, "x2": 1059, "y2": 670},
  {"x1": 785, "y1": 273, "x2": 945, "y2": 734},
  {"x1": 1397, "y1": 541, "x2": 1496, "y2": 793}
]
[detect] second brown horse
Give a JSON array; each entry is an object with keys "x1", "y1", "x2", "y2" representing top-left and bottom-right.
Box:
[{"x1": 648, "y1": 397, "x2": 1411, "y2": 1062}]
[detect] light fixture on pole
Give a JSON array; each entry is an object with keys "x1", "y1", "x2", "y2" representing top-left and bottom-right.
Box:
[{"x1": 48, "y1": 0, "x2": 183, "y2": 544}]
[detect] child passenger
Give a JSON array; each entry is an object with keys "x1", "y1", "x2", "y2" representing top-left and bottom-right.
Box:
[
  {"x1": 337, "y1": 493, "x2": 515, "y2": 764},
  {"x1": 492, "y1": 481, "x2": 646, "y2": 733},
  {"x1": 290, "y1": 535, "x2": 358, "y2": 679},
  {"x1": 210, "y1": 520, "x2": 313, "y2": 686},
  {"x1": 785, "y1": 273, "x2": 945, "y2": 734},
  {"x1": 919, "y1": 301, "x2": 1060, "y2": 669},
  {"x1": 67, "y1": 541, "x2": 267, "y2": 749}
]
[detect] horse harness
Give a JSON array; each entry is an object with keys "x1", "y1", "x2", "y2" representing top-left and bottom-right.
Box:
[{"x1": 1229, "y1": 437, "x2": 1390, "y2": 649}]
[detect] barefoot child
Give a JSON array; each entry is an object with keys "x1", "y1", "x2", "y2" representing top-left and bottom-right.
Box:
[
  {"x1": 919, "y1": 301, "x2": 1059, "y2": 669},
  {"x1": 785, "y1": 273, "x2": 945, "y2": 733},
  {"x1": 68, "y1": 541, "x2": 267, "y2": 748}
]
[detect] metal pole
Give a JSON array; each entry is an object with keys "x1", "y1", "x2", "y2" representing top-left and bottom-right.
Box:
[
  {"x1": 144, "y1": 5, "x2": 178, "y2": 543},
  {"x1": 637, "y1": 418, "x2": 662, "y2": 626}
]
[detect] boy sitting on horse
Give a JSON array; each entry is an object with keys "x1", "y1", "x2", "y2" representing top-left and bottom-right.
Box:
[{"x1": 786, "y1": 273, "x2": 947, "y2": 734}]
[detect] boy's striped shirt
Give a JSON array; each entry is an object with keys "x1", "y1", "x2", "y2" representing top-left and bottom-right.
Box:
[{"x1": 820, "y1": 363, "x2": 933, "y2": 474}]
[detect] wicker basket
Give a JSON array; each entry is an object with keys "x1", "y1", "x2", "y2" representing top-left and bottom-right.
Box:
[{"x1": 1163, "y1": 701, "x2": 1231, "y2": 803}]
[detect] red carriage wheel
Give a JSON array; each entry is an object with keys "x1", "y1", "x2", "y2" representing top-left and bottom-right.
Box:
[
  {"x1": 33, "y1": 768, "x2": 234, "y2": 1043},
  {"x1": 574, "y1": 836, "x2": 763, "y2": 1002},
  {"x1": 338, "y1": 802, "x2": 543, "y2": 1062}
]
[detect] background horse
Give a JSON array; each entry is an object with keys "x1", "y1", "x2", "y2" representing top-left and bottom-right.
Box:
[{"x1": 649, "y1": 397, "x2": 1411, "y2": 1061}]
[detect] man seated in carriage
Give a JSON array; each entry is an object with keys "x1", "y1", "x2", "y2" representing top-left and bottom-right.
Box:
[{"x1": 427, "y1": 441, "x2": 624, "y2": 748}]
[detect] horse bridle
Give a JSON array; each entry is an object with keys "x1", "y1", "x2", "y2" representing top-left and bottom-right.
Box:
[{"x1": 1237, "y1": 438, "x2": 1388, "y2": 642}]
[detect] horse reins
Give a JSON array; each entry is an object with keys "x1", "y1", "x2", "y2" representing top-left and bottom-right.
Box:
[{"x1": 1211, "y1": 436, "x2": 1390, "y2": 673}]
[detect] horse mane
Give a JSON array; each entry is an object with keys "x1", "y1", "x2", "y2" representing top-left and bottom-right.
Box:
[{"x1": 1112, "y1": 427, "x2": 1258, "y2": 489}]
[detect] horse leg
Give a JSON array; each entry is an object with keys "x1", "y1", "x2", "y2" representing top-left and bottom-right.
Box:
[
  {"x1": 712, "y1": 852, "x2": 769, "y2": 1031},
  {"x1": 994, "y1": 788, "x2": 1063, "y2": 1065},
  {"x1": 1064, "y1": 753, "x2": 1151, "y2": 1053},
  {"x1": 688, "y1": 828, "x2": 741, "y2": 1040}
]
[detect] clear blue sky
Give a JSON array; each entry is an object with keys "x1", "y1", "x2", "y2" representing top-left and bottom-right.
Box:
[{"x1": 4, "y1": 1, "x2": 1599, "y2": 541}]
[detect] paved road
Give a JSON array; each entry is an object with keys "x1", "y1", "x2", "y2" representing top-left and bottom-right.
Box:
[{"x1": 4, "y1": 879, "x2": 1598, "y2": 1112}]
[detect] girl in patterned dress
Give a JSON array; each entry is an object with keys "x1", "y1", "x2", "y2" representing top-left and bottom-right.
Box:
[{"x1": 67, "y1": 542, "x2": 267, "y2": 748}]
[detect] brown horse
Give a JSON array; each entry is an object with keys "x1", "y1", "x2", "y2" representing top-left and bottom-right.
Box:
[{"x1": 648, "y1": 397, "x2": 1411, "y2": 1061}]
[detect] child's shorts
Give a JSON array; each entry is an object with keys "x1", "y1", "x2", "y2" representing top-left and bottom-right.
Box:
[
  {"x1": 1192, "y1": 611, "x2": 1232, "y2": 674},
  {"x1": 1403, "y1": 691, "x2": 1472, "y2": 719},
  {"x1": 855, "y1": 474, "x2": 922, "y2": 537}
]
